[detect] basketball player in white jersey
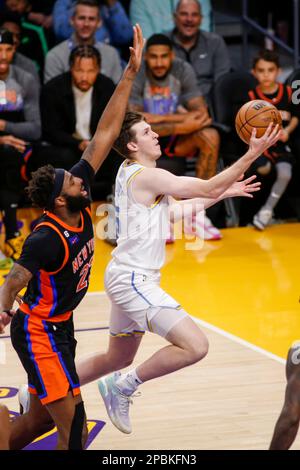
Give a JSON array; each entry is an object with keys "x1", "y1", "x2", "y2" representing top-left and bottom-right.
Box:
[{"x1": 73, "y1": 116, "x2": 280, "y2": 435}]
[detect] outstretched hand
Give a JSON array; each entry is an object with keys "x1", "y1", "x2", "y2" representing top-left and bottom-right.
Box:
[
  {"x1": 125, "y1": 24, "x2": 145, "y2": 79},
  {"x1": 248, "y1": 123, "x2": 281, "y2": 157},
  {"x1": 225, "y1": 175, "x2": 261, "y2": 198}
]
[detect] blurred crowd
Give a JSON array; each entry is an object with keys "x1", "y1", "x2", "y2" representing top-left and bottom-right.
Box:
[{"x1": 0, "y1": 0, "x2": 299, "y2": 266}]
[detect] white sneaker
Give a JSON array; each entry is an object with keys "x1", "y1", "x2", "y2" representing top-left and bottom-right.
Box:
[
  {"x1": 18, "y1": 384, "x2": 30, "y2": 414},
  {"x1": 253, "y1": 208, "x2": 273, "y2": 231},
  {"x1": 98, "y1": 372, "x2": 137, "y2": 434},
  {"x1": 184, "y1": 214, "x2": 222, "y2": 240}
]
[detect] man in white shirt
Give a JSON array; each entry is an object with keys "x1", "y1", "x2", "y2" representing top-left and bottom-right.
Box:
[{"x1": 44, "y1": 0, "x2": 122, "y2": 84}]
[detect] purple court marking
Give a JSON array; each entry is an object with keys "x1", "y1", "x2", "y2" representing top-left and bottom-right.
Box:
[
  {"x1": 0, "y1": 387, "x2": 18, "y2": 399},
  {"x1": 0, "y1": 325, "x2": 109, "y2": 340},
  {"x1": 9, "y1": 411, "x2": 105, "y2": 450}
]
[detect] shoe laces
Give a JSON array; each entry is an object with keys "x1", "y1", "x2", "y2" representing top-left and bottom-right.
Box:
[{"x1": 118, "y1": 391, "x2": 141, "y2": 416}]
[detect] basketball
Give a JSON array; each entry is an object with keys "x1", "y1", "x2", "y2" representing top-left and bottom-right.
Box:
[{"x1": 235, "y1": 99, "x2": 282, "y2": 144}]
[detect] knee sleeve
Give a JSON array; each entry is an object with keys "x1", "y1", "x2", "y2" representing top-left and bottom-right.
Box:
[
  {"x1": 148, "y1": 307, "x2": 188, "y2": 338},
  {"x1": 68, "y1": 401, "x2": 86, "y2": 450}
]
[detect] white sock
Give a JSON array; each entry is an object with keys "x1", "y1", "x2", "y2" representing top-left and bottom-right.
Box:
[{"x1": 115, "y1": 369, "x2": 143, "y2": 396}]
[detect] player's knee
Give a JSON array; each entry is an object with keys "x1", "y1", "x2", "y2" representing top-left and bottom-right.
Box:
[{"x1": 187, "y1": 337, "x2": 209, "y2": 364}]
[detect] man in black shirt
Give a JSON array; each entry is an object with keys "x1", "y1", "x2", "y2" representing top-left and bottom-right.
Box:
[
  {"x1": 40, "y1": 44, "x2": 119, "y2": 197},
  {"x1": 0, "y1": 24, "x2": 144, "y2": 450}
]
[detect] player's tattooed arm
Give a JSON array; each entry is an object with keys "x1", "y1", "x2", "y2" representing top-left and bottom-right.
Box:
[{"x1": 0, "y1": 264, "x2": 32, "y2": 312}]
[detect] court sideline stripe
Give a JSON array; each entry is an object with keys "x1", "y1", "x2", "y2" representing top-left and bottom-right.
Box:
[{"x1": 190, "y1": 314, "x2": 285, "y2": 365}]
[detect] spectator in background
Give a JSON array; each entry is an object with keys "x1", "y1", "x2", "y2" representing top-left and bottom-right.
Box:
[
  {"x1": 249, "y1": 50, "x2": 298, "y2": 230},
  {"x1": 45, "y1": 0, "x2": 122, "y2": 84},
  {"x1": 40, "y1": 45, "x2": 119, "y2": 195},
  {"x1": 53, "y1": 0, "x2": 133, "y2": 47},
  {"x1": 165, "y1": 0, "x2": 230, "y2": 102},
  {"x1": 0, "y1": 12, "x2": 40, "y2": 84},
  {"x1": 0, "y1": 30, "x2": 41, "y2": 261},
  {"x1": 26, "y1": 0, "x2": 55, "y2": 30},
  {"x1": 129, "y1": 34, "x2": 221, "y2": 240},
  {"x1": 24, "y1": 0, "x2": 56, "y2": 49},
  {"x1": 130, "y1": 0, "x2": 212, "y2": 40},
  {"x1": 4, "y1": 0, "x2": 49, "y2": 74}
]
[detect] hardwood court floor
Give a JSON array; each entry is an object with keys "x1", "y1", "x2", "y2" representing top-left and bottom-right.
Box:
[{"x1": 0, "y1": 206, "x2": 299, "y2": 449}]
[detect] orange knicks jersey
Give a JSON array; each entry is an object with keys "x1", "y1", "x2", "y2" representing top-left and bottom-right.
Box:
[{"x1": 19, "y1": 208, "x2": 94, "y2": 321}]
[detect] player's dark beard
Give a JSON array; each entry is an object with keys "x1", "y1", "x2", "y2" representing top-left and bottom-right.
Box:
[{"x1": 64, "y1": 194, "x2": 90, "y2": 213}]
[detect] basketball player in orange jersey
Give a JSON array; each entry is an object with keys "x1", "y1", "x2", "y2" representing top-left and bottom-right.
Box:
[
  {"x1": 249, "y1": 49, "x2": 299, "y2": 230},
  {"x1": 0, "y1": 24, "x2": 145, "y2": 450},
  {"x1": 270, "y1": 342, "x2": 300, "y2": 450},
  {"x1": 72, "y1": 118, "x2": 280, "y2": 435}
]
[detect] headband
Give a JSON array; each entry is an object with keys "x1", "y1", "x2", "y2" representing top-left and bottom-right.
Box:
[{"x1": 47, "y1": 168, "x2": 65, "y2": 208}]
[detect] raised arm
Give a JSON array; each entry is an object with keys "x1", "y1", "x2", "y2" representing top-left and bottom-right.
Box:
[
  {"x1": 0, "y1": 264, "x2": 32, "y2": 333},
  {"x1": 82, "y1": 24, "x2": 145, "y2": 174}
]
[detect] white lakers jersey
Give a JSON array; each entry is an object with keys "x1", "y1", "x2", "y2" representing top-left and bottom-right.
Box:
[{"x1": 111, "y1": 160, "x2": 169, "y2": 271}]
